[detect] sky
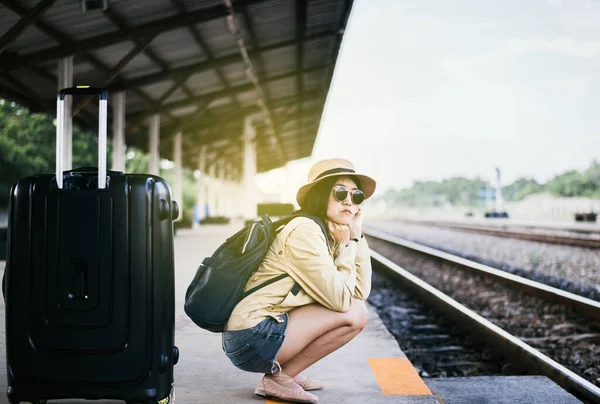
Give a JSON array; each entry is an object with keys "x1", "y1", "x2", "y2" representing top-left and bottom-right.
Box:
[{"x1": 257, "y1": 0, "x2": 600, "y2": 204}]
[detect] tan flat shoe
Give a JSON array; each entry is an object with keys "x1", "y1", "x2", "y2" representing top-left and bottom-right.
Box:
[
  {"x1": 294, "y1": 374, "x2": 325, "y2": 391},
  {"x1": 255, "y1": 372, "x2": 319, "y2": 403}
]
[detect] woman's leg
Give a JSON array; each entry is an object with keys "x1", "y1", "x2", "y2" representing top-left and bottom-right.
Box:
[{"x1": 276, "y1": 298, "x2": 368, "y2": 377}]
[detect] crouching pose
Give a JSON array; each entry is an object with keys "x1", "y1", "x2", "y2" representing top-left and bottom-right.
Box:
[{"x1": 223, "y1": 158, "x2": 377, "y2": 403}]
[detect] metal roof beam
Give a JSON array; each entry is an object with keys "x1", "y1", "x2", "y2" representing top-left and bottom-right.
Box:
[
  {"x1": 183, "y1": 106, "x2": 322, "y2": 160},
  {"x1": 325, "y1": 0, "x2": 353, "y2": 93},
  {"x1": 73, "y1": 33, "x2": 158, "y2": 117},
  {"x1": 129, "y1": 65, "x2": 327, "y2": 120},
  {"x1": 1, "y1": 66, "x2": 60, "y2": 113},
  {"x1": 163, "y1": 100, "x2": 214, "y2": 135},
  {"x1": 78, "y1": 54, "x2": 158, "y2": 119},
  {"x1": 0, "y1": 0, "x2": 55, "y2": 54},
  {"x1": 158, "y1": 105, "x2": 259, "y2": 141},
  {"x1": 0, "y1": 0, "x2": 157, "y2": 114},
  {"x1": 5, "y1": 65, "x2": 103, "y2": 123},
  {"x1": 108, "y1": 30, "x2": 338, "y2": 92},
  {"x1": 212, "y1": 1, "x2": 283, "y2": 164},
  {"x1": 103, "y1": 9, "x2": 166, "y2": 70},
  {"x1": 151, "y1": 73, "x2": 194, "y2": 113},
  {"x1": 296, "y1": 0, "x2": 307, "y2": 92},
  {"x1": 296, "y1": 0, "x2": 307, "y2": 145},
  {"x1": 170, "y1": 0, "x2": 244, "y2": 112},
  {"x1": 148, "y1": 101, "x2": 324, "y2": 170},
  {"x1": 125, "y1": 65, "x2": 326, "y2": 131},
  {"x1": 101, "y1": 8, "x2": 195, "y2": 114},
  {"x1": 0, "y1": 81, "x2": 47, "y2": 112},
  {"x1": 204, "y1": 146, "x2": 241, "y2": 171},
  {"x1": 253, "y1": 108, "x2": 323, "y2": 167},
  {"x1": 239, "y1": 5, "x2": 269, "y2": 99},
  {"x1": 157, "y1": 91, "x2": 325, "y2": 140},
  {"x1": 0, "y1": 77, "x2": 98, "y2": 125},
  {"x1": 1, "y1": 0, "x2": 271, "y2": 72}
]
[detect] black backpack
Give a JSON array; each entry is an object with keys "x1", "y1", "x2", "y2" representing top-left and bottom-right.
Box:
[{"x1": 184, "y1": 213, "x2": 328, "y2": 332}]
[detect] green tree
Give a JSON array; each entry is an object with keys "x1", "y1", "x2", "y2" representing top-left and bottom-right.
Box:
[
  {"x1": 547, "y1": 171, "x2": 587, "y2": 197},
  {"x1": 376, "y1": 160, "x2": 600, "y2": 210},
  {"x1": 124, "y1": 146, "x2": 196, "y2": 225},
  {"x1": 503, "y1": 178, "x2": 545, "y2": 201},
  {"x1": 0, "y1": 99, "x2": 109, "y2": 208},
  {"x1": 159, "y1": 167, "x2": 197, "y2": 225},
  {"x1": 582, "y1": 160, "x2": 600, "y2": 198},
  {"x1": 380, "y1": 177, "x2": 488, "y2": 208},
  {"x1": 125, "y1": 147, "x2": 149, "y2": 173}
]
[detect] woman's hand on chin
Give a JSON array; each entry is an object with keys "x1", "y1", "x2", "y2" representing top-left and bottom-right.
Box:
[
  {"x1": 349, "y1": 207, "x2": 363, "y2": 239},
  {"x1": 326, "y1": 219, "x2": 350, "y2": 244}
]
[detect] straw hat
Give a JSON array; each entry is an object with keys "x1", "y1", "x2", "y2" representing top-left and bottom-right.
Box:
[{"x1": 296, "y1": 158, "x2": 376, "y2": 208}]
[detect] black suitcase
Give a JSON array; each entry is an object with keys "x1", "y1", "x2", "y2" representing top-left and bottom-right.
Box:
[{"x1": 3, "y1": 87, "x2": 179, "y2": 404}]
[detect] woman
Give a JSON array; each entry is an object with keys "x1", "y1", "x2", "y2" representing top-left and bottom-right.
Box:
[{"x1": 223, "y1": 158, "x2": 376, "y2": 403}]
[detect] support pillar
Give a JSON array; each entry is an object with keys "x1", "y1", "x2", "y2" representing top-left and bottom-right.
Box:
[
  {"x1": 236, "y1": 168, "x2": 244, "y2": 219},
  {"x1": 208, "y1": 159, "x2": 217, "y2": 217},
  {"x1": 225, "y1": 161, "x2": 234, "y2": 219},
  {"x1": 148, "y1": 114, "x2": 160, "y2": 175},
  {"x1": 173, "y1": 131, "x2": 183, "y2": 221},
  {"x1": 284, "y1": 162, "x2": 294, "y2": 205},
  {"x1": 231, "y1": 168, "x2": 240, "y2": 218},
  {"x1": 217, "y1": 159, "x2": 226, "y2": 217},
  {"x1": 195, "y1": 145, "x2": 207, "y2": 227},
  {"x1": 111, "y1": 91, "x2": 126, "y2": 172},
  {"x1": 58, "y1": 57, "x2": 73, "y2": 170},
  {"x1": 242, "y1": 116, "x2": 258, "y2": 220}
]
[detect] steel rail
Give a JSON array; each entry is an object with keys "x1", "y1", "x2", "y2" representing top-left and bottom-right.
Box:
[
  {"x1": 396, "y1": 219, "x2": 600, "y2": 249},
  {"x1": 364, "y1": 228, "x2": 600, "y2": 320},
  {"x1": 367, "y1": 241, "x2": 600, "y2": 403}
]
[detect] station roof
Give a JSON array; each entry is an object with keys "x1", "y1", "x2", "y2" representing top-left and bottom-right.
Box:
[{"x1": 0, "y1": 0, "x2": 354, "y2": 174}]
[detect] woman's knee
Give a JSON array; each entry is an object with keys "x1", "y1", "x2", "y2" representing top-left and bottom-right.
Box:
[{"x1": 344, "y1": 299, "x2": 368, "y2": 331}]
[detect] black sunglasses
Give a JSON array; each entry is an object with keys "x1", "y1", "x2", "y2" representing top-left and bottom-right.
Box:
[{"x1": 332, "y1": 186, "x2": 365, "y2": 205}]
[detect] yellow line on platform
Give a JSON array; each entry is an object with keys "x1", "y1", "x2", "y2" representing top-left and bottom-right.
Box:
[
  {"x1": 368, "y1": 357, "x2": 432, "y2": 395},
  {"x1": 263, "y1": 357, "x2": 431, "y2": 402}
]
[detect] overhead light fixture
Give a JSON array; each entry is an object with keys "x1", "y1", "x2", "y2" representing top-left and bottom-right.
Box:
[{"x1": 80, "y1": 0, "x2": 108, "y2": 13}]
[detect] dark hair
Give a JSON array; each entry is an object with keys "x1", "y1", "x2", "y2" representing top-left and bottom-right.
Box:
[{"x1": 297, "y1": 175, "x2": 363, "y2": 223}]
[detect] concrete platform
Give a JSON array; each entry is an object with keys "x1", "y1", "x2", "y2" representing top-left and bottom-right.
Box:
[
  {"x1": 0, "y1": 223, "x2": 584, "y2": 403},
  {"x1": 425, "y1": 376, "x2": 582, "y2": 404},
  {"x1": 171, "y1": 224, "x2": 437, "y2": 404}
]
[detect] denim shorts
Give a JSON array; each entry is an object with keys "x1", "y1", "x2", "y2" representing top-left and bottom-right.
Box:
[{"x1": 222, "y1": 313, "x2": 288, "y2": 374}]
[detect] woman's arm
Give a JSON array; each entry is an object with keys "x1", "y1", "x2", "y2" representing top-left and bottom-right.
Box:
[
  {"x1": 349, "y1": 207, "x2": 372, "y2": 299},
  {"x1": 354, "y1": 236, "x2": 372, "y2": 300},
  {"x1": 283, "y1": 221, "x2": 357, "y2": 312}
]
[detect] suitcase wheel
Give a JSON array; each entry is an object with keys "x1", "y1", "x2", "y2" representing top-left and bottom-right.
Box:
[
  {"x1": 127, "y1": 389, "x2": 174, "y2": 404},
  {"x1": 157, "y1": 388, "x2": 175, "y2": 404}
]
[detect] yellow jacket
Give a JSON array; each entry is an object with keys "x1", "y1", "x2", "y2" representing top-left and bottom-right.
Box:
[{"x1": 225, "y1": 217, "x2": 372, "y2": 331}]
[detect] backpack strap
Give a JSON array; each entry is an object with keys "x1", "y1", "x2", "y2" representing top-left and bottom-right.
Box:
[
  {"x1": 272, "y1": 213, "x2": 329, "y2": 248},
  {"x1": 241, "y1": 213, "x2": 328, "y2": 299},
  {"x1": 242, "y1": 273, "x2": 287, "y2": 298}
]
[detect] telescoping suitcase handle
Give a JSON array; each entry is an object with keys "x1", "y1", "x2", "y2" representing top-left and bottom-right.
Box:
[{"x1": 56, "y1": 86, "x2": 108, "y2": 189}]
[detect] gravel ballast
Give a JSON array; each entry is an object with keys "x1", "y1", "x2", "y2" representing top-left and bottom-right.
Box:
[{"x1": 368, "y1": 221, "x2": 600, "y2": 302}]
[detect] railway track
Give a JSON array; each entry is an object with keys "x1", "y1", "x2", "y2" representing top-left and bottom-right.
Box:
[
  {"x1": 396, "y1": 219, "x2": 600, "y2": 249},
  {"x1": 364, "y1": 227, "x2": 600, "y2": 403},
  {"x1": 368, "y1": 271, "x2": 519, "y2": 379}
]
